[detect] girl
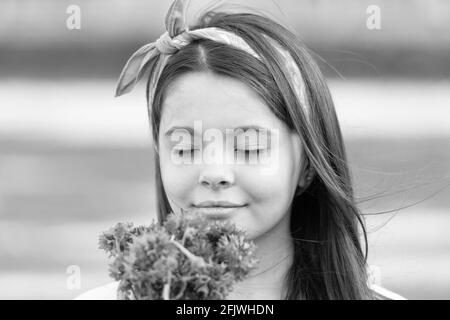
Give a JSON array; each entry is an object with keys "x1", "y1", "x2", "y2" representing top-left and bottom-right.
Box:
[{"x1": 76, "y1": 0, "x2": 404, "y2": 300}]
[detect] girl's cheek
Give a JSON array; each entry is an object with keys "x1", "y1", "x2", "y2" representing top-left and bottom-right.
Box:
[
  {"x1": 245, "y1": 150, "x2": 299, "y2": 201},
  {"x1": 235, "y1": 167, "x2": 278, "y2": 202},
  {"x1": 160, "y1": 161, "x2": 197, "y2": 203}
]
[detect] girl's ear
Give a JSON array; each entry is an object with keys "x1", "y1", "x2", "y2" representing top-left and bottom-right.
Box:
[{"x1": 295, "y1": 157, "x2": 314, "y2": 196}]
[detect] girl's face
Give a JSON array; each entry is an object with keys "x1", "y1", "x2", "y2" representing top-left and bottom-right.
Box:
[{"x1": 158, "y1": 71, "x2": 307, "y2": 240}]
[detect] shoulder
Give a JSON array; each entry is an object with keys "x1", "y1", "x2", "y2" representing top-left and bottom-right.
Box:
[
  {"x1": 73, "y1": 281, "x2": 120, "y2": 300},
  {"x1": 369, "y1": 283, "x2": 407, "y2": 300}
]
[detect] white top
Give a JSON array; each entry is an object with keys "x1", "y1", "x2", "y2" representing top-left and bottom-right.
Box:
[
  {"x1": 73, "y1": 281, "x2": 406, "y2": 300},
  {"x1": 74, "y1": 281, "x2": 120, "y2": 300}
]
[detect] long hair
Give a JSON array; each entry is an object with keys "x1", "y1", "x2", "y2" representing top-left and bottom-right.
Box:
[{"x1": 147, "y1": 12, "x2": 373, "y2": 299}]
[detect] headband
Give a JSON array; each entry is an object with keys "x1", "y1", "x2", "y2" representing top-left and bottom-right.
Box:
[{"x1": 115, "y1": 0, "x2": 310, "y2": 117}]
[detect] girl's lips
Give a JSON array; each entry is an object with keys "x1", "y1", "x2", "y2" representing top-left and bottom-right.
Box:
[
  {"x1": 193, "y1": 205, "x2": 246, "y2": 219},
  {"x1": 195, "y1": 200, "x2": 246, "y2": 208}
]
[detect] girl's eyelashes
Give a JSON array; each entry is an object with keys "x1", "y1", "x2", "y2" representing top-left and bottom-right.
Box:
[
  {"x1": 172, "y1": 145, "x2": 199, "y2": 156},
  {"x1": 234, "y1": 146, "x2": 267, "y2": 155},
  {"x1": 171, "y1": 144, "x2": 269, "y2": 158}
]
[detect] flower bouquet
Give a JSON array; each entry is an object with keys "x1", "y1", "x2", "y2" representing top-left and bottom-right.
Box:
[{"x1": 98, "y1": 210, "x2": 259, "y2": 300}]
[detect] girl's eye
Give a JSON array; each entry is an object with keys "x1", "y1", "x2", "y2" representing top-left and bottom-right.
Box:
[
  {"x1": 234, "y1": 147, "x2": 266, "y2": 155},
  {"x1": 173, "y1": 146, "x2": 197, "y2": 156}
]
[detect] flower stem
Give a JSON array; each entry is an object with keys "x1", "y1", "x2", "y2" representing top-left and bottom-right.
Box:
[
  {"x1": 162, "y1": 269, "x2": 172, "y2": 300},
  {"x1": 169, "y1": 236, "x2": 207, "y2": 269}
]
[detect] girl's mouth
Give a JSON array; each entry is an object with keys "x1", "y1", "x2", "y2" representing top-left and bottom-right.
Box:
[
  {"x1": 195, "y1": 200, "x2": 246, "y2": 208},
  {"x1": 192, "y1": 205, "x2": 247, "y2": 219}
]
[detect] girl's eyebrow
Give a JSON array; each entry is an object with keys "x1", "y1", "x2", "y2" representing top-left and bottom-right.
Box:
[
  {"x1": 164, "y1": 126, "x2": 196, "y2": 137},
  {"x1": 234, "y1": 125, "x2": 271, "y2": 134}
]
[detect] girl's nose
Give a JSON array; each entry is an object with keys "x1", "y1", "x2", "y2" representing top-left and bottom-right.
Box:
[{"x1": 198, "y1": 166, "x2": 235, "y2": 190}]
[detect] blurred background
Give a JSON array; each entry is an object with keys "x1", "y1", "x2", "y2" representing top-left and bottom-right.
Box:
[{"x1": 0, "y1": 0, "x2": 449, "y2": 299}]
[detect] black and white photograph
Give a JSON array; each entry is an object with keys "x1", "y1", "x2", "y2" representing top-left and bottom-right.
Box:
[{"x1": 1, "y1": 0, "x2": 449, "y2": 302}]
